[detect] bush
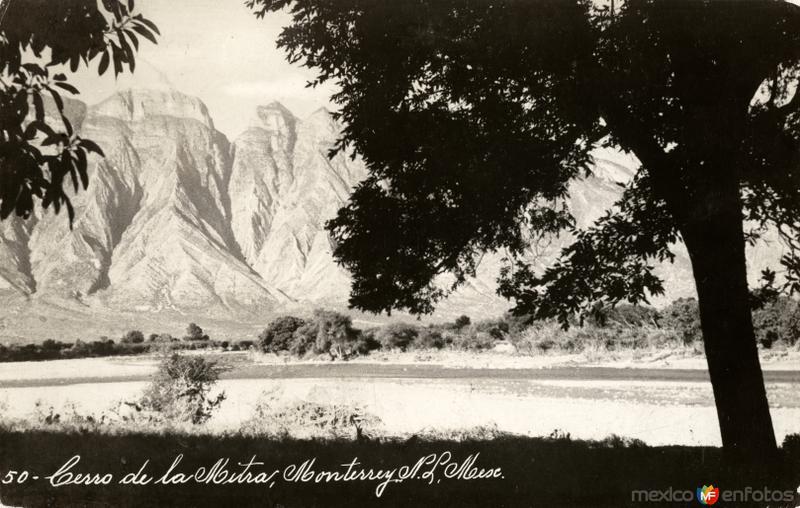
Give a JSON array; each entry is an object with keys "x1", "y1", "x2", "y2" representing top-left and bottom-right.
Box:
[
  {"x1": 376, "y1": 322, "x2": 419, "y2": 351},
  {"x1": 783, "y1": 433, "x2": 800, "y2": 458},
  {"x1": 510, "y1": 323, "x2": 567, "y2": 354},
  {"x1": 291, "y1": 310, "x2": 361, "y2": 359},
  {"x1": 242, "y1": 391, "x2": 382, "y2": 440},
  {"x1": 473, "y1": 319, "x2": 508, "y2": 340},
  {"x1": 451, "y1": 329, "x2": 495, "y2": 351},
  {"x1": 659, "y1": 298, "x2": 702, "y2": 344},
  {"x1": 751, "y1": 296, "x2": 800, "y2": 348},
  {"x1": 258, "y1": 316, "x2": 307, "y2": 354},
  {"x1": 90, "y1": 339, "x2": 116, "y2": 356},
  {"x1": 454, "y1": 315, "x2": 471, "y2": 330},
  {"x1": 183, "y1": 323, "x2": 209, "y2": 342},
  {"x1": 355, "y1": 329, "x2": 381, "y2": 355},
  {"x1": 68, "y1": 339, "x2": 91, "y2": 358},
  {"x1": 509, "y1": 320, "x2": 685, "y2": 355},
  {"x1": 121, "y1": 330, "x2": 145, "y2": 344},
  {"x1": 416, "y1": 328, "x2": 446, "y2": 349},
  {"x1": 136, "y1": 354, "x2": 227, "y2": 425},
  {"x1": 588, "y1": 304, "x2": 659, "y2": 328},
  {"x1": 502, "y1": 312, "x2": 536, "y2": 336}
]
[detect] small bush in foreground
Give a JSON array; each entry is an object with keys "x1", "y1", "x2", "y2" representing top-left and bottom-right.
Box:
[
  {"x1": 242, "y1": 390, "x2": 381, "y2": 440},
  {"x1": 133, "y1": 354, "x2": 226, "y2": 425}
]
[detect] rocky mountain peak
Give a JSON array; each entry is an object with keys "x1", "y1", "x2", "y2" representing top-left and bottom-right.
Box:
[
  {"x1": 0, "y1": 86, "x2": 787, "y2": 340},
  {"x1": 90, "y1": 89, "x2": 215, "y2": 130}
]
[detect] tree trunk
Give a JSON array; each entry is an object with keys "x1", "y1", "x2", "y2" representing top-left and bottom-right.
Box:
[{"x1": 677, "y1": 178, "x2": 777, "y2": 468}]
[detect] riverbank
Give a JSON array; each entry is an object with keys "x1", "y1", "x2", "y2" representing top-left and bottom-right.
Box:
[{"x1": 1, "y1": 348, "x2": 799, "y2": 387}]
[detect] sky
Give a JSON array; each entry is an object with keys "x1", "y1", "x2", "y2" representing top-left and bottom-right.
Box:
[{"x1": 67, "y1": 0, "x2": 336, "y2": 138}]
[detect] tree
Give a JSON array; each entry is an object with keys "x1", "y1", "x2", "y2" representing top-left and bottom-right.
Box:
[
  {"x1": 258, "y1": 315, "x2": 306, "y2": 353},
  {"x1": 292, "y1": 309, "x2": 360, "y2": 359},
  {"x1": 453, "y1": 315, "x2": 471, "y2": 330},
  {"x1": 121, "y1": 329, "x2": 144, "y2": 344},
  {"x1": 183, "y1": 322, "x2": 209, "y2": 341},
  {"x1": 375, "y1": 322, "x2": 418, "y2": 351},
  {"x1": 0, "y1": 0, "x2": 159, "y2": 225},
  {"x1": 251, "y1": 0, "x2": 800, "y2": 466}
]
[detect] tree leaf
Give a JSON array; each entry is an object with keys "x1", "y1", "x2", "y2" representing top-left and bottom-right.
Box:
[
  {"x1": 98, "y1": 50, "x2": 110, "y2": 75},
  {"x1": 54, "y1": 81, "x2": 80, "y2": 95},
  {"x1": 76, "y1": 149, "x2": 89, "y2": 189},
  {"x1": 127, "y1": 30, "x2": 139, "y2": 51},
  {"x1": 23, "y1": 122, "x2": 40, "y2": 140},
  {"x1": 62, "y1": 115, "x2": 73, "y2": 137},
  {"x1": 79, "y1": 139, "x2": 105, "y2": 157},
  {"x1": 119, "y1": 32, "x2": 135, "y2": 72},
  {"x1": 65, "y1": 199, "x2": 75, "y2": 228},
  {"x1": 32, "y1": 92, "x2": 44, "y2": 121},
  {"x1": 131, "y1": 24, "x2": 157, "y2": 45},
  {"x1": 49, "y1": 88, "x2": 63, "y2": 112},
  {"x1": 138, "y1": 17, "x2": 160, "y2": 36},
  {"x1": 111, "y1": 43, "x2": 122, "y2": 77}
]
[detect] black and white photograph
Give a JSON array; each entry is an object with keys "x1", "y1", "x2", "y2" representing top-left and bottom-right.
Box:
[{"x1": 1, "y1": 0, "x2": 800, "y2": 506}]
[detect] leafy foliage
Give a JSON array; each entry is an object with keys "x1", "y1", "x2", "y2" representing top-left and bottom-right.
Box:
[
  {"x1": 249, "y1": 0, "x2": 800, "y2": 327},
  {"x1": 659, "y1": 298, "x2": 703, "y2": 345},
  {"x1": 258, "y1": 316, "x2": 307, "y2": 353},
  {"x1": 375, "y1": 322, "x2": 419, "y2": 351},
  {"x1": 416, "y1": 328, "x2": 446, "y2": 350},
  {"x1": 751, "y1": 296, "x2": 800, "y2": 348},
  {"x1": 137, "y1": 354, "x2": 226, "y2": 425},
  {"x1": 0, "y1": 0, "x2": 158, "y2": 225},
  {"x1": 120, "y1": 329, "x2": 144, "y2": 344},
  {"x1": 450, "y1": 329, "x2": 496, "y2": 352},
  {"x1": 183, "y1": 322, "x2": 209, "y2": 342},
  {"x1": 453, "y1": 315, "x2": 471, "y2": 330},
  {"x1": 292, "y1": 309, "x2": 360, "y2": 359}
]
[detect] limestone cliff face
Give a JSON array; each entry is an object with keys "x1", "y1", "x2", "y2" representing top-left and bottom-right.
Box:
[
  {"x1": 20, "y1": 90, "x2": 287, "y2": 313},
  {"x1": 229, "y1": 103, "x2": 366, "y2": 303},
  {"x1": 0, "y1": 88, "x2": 787, "y2": 326}
]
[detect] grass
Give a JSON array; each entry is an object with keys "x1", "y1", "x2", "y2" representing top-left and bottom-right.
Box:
[{"x1": 0, "y1": 429, "x2": 797, "y2": 507}]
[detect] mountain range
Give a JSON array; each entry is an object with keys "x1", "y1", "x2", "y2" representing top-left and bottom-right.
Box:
[{"x1": 0, "y1": 88, "x2": 785, "y2": 340}]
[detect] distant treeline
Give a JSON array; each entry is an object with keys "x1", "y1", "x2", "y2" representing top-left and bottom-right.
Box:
[
  {"x1": 0, "y1": 323, "x2": 254, "y2": 363},
  {"x1": 2, "y1": 296, "x2": 799, "y2": 363}
]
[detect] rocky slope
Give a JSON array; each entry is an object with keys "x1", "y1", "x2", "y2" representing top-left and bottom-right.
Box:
[{"x1": 0, "y1": 87, "x2": 787, "y2": 338}]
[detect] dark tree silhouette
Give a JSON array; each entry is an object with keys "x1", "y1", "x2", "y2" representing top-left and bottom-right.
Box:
[
  {"x1": 0, "y1": 0, "x2": 159, "y2": 225},
  {"x1": 250, "y1": 0, "x2": 800, "y2": 466}
]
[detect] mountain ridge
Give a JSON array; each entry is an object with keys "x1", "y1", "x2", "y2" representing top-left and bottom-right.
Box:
[{"x1": 0, "y1": 87, "x2": 786, "y2": 340}]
